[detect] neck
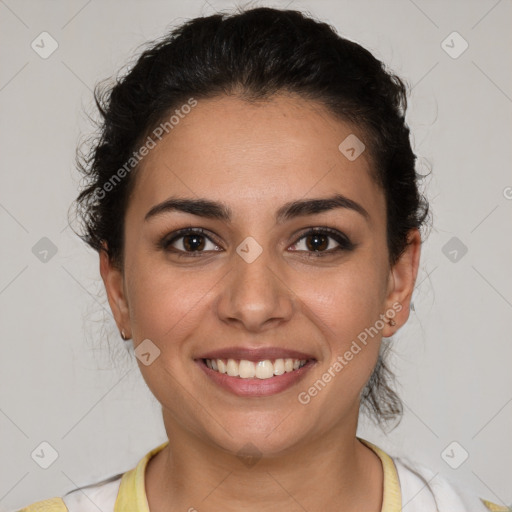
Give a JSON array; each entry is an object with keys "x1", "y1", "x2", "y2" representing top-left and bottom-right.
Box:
[{"x1": 145, "y1": 409, "x2": 383, "y2": 512}]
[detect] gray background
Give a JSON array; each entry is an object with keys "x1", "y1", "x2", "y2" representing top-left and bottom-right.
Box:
[{"x1": 1, "y1": 0, "x2": 511, "y2": 509}]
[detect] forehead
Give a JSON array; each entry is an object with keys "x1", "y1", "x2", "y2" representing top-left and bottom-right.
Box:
[{"x1": 127, "y1": 94, "x2": 384, "y2": 223}]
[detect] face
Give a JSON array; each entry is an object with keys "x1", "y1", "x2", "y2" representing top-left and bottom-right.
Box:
[{"x1": 101, "y1": 94, "x2": 420, "y2": 456}]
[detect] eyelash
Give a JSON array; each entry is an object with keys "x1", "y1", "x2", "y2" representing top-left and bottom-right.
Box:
[{"x1": 158, "y1": 227, "x2": 355, "y2": 258}]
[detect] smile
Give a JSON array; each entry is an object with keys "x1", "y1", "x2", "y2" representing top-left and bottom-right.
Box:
[
  {"x1": 196, "y1": 354, "x2": 316, "y2": 397},
  {"x1": 204, "y1": 358, "x2": 308, "y2": 379}
]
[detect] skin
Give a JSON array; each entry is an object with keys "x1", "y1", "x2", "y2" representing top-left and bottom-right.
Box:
[{"x1": 100, "y1": 93, "x2": 421, "y2": 511}]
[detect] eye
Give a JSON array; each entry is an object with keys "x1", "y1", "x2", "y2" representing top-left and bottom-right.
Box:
[
  {"x1": 158, "y1": 226, "x2": 355, "y2": 258},
  {"x1": 288, "y1": 228, "x2": 354, "y2": 255},
  {"x1": 159, "y1": 228, "x2": 222, "y2": 256}
]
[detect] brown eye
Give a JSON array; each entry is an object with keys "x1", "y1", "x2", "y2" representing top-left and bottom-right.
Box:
[
  {"x1": 289, "y1": 228, "x2": 355, "y2": 255},
  {"x1": 304, "y1": 233, "x2": 329, "y2": 251},
  {"x1": 181, "y1": 233, "x2": 206, "y2": 251},
  {"x1": 160, "y1": 228, "x2": 222, "y2": 255}
]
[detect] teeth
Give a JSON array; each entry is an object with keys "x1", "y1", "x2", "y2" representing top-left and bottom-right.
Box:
[
  {"x1": 274, "y1": 358, "x2": 285, "y2": 375},
  {"x1": 239, "y1": 359, "x2": 256, "y2": 378},
  {"x1": 255, "y1": 360, "x2": 273, "y2": 379},
  {"x1": 204, "y1": 358, "x2": 308, "y2": 379},
  {"x1": 226, "y1": 359, "x2": 239, "y2": 377},
  {"x1": 217, "y1": 359, "x2": 226, "y2": 373}
]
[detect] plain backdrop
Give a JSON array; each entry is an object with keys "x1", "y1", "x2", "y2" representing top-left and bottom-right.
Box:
[{"x1": 1, "y1": 0, "x2": 511, "y2": 509}]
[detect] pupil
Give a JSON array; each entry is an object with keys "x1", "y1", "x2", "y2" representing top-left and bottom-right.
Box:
[
  {"x1": 184, "y1": 235, "x2": 205, "y2": 251},
  {"x1": 306, "y1": 234, "x2": 328, "y2": 251}
]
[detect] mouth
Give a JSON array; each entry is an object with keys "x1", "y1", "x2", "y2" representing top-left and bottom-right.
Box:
[
  {"x1": 203, "y1": 357, "x2": 308, "y2": 379},
  {"x1": 195, "y1": 347, "x2": 317, "y2": 397}
]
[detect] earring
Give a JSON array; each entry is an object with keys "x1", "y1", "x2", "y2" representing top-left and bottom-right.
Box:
[
  {"x1": 121, "y1": 330, "x2": 127, "y2": 340},
  {"x1": 388, "y1": 319, "x2": 396, "y2": 326}
]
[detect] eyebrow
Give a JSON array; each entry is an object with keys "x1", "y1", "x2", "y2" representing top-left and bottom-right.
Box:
[{"x1": 144, "y1": 193, "x2": 370, "y2": 223}]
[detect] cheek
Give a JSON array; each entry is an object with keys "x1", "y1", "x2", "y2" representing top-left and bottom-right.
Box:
[
  {"x1": 125, "y1": 255, "x2": 217, "y2": 344},
  {"x1": 297, "y1": 258, "x2": 388, "y2": 342}
]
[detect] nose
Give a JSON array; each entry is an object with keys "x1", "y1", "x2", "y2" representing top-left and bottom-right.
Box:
[{"x1": 214, "y1": 248, "x2": 294, "y2": 333}]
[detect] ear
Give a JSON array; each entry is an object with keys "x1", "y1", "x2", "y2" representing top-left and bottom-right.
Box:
[
  {"x1": 99, "y1": 242, "x2": 131, "y2": 339},
  {"x1": 382, "y1": 228, "x2": 421, "y2": 337}
]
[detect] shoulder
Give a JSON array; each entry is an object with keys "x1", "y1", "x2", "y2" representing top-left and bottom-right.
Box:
[
  {"x1": 16, "y1": 441, "x2": 169, "y2": 512},
  {"x1": 393, "y1": 454, "x2": 511, "y2": 512},
  {"x1": 16, "y1": 497, "x2": 68, "y2": 511},
  {"x1": 16, "y1": 473, "x2": 122, "y2": 512}
]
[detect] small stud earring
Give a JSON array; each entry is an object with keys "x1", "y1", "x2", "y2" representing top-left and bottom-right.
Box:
[
  {"x1": 121, "y1": 330, "x2": 127, "y2": 340},
  {"x1": 388, "y1": 319, "x2": 396, "y2": 326}
]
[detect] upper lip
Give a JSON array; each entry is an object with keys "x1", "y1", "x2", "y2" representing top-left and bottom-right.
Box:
[{"x1": 196, "y1": 347, "x2": 316, "y2": 362}]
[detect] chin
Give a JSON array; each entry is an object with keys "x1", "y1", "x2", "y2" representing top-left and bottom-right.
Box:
[{"x1": 201, "y1": 412, "x2": 311, "y2": 459}]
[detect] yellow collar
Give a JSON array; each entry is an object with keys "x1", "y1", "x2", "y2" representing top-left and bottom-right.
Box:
[
  {"x1": 359, "y1": 437, "x2": 402, "y2": 511},
  {"x1": 114, "y1": 441, "x2": 168, "y2": 511},
  {"x1": 114, "y1": 437, "x2": 401, "y2": 511}
]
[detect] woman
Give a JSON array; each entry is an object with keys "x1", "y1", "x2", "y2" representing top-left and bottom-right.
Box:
[{"x1": 19, "y1": 6, "x2": 509, "y2": 512}]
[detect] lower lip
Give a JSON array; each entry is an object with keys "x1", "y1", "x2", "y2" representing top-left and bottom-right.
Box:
[{"x1": 196, "y1": 359, "x2": 316, "y2": 397}]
